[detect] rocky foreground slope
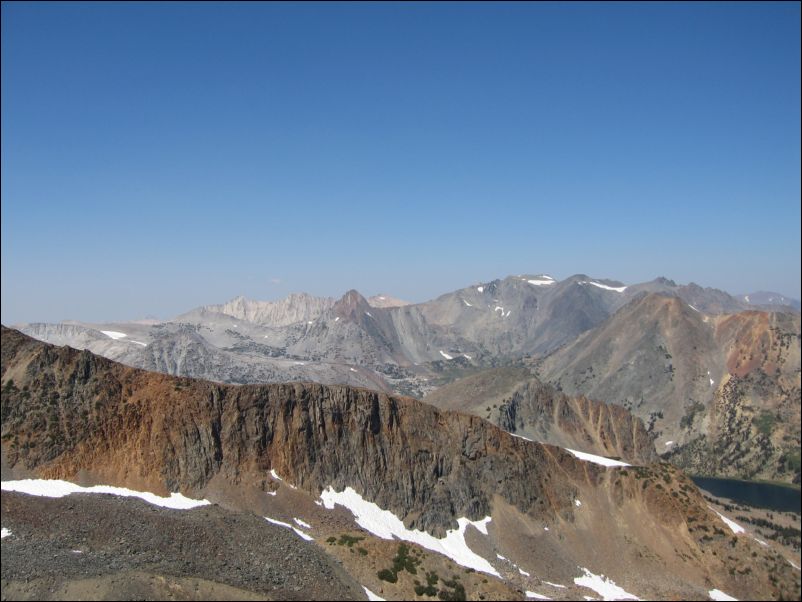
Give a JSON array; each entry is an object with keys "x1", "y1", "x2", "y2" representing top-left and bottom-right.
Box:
[
  {"x1": 1, "y1": 490, "x2": 364, "y2": 601},
  {"x1": 1, "y1": 326, "x2": 800, "y2": 600}
]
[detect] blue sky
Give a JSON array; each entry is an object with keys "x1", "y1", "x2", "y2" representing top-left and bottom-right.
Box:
[{"x1": 2, "y1": 2, "x2": 800, "y2": 323}]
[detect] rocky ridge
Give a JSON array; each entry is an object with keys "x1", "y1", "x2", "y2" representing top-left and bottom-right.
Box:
[
  {"x1": 538, "y1": 294, "x2": 802, "y2": 483},
  {"x1": 1, "y1": 326, "x2": 800, "y2": 600},
  {"x1": 424, "y1": 367, "x2": 657, "y2": 465},
  {"x1": 181, "y1": 293, "x2": 336, "y2": 327}
]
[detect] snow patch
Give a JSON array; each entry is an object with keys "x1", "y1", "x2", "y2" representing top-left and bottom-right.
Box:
[
  {"x1": 787, "y1": 559, "x2": 800, "y2": 571},
  {"x1": 664, "y1": 441, "x2": 674, "y2": 446},
  {"x1": 264, "y1": 517, "x2": 314, "y2": 541},
  {"x1": 363, "y1": 586, "x2": 385, "y2": 601},
  {"x1": 463, "y1": 299, "x2": 473, "y2": 307},
  {"x1": 566, "y1": 448, "x2": 631, "y2": 468},
  {"x1": 496, "y1": 554, "x2": 507, "y2": 560},
  {"x1": 294, "y1": 517, "x2": 312, "y2": 529},
  {"x1": 0, "y1": 479, "x2": 209, "y2": 510},
  {"x1": 543, "y1": 581, "x2": 566, "y2": 589},
  {"x1": 688, "y1": 304, "x2": 700, "y2": 312},
  {"x1": 519, "y1": 567, "x2": 531, "y2": 576},
  {"x1": 510, "y1": 433, "x2": 534, "y2": 442},
  {"x1": 100, "y1": 330, "x2": 127, "y2": 340},
  {"x1": 709, "y1": 507, "x2": 744, "y2": 534},
  {"x1": 129, "y1": 340, "x2": 148, "y2": 347},
  {"x1": 574, "y1": 568, "x2": 640, "y2": 600},
  {"x1": 266, "y1": 490, "x2": 277, "y2": 496},
  {"x1": 439, "y1": 350, "x2": 454, "y2": 360},
  {"x1": 1, "y1": 528, "x2": 11, "y2": 539},
  {"x1": 463, "y1": 354, "x2": 472, "y2": 360},
  {"x1": 526, "y1": 593, "x2": 552, "y2": 600},
  {"x1": 350, "y1": 368, "x2": 357, "y2": 372},
  {"x1": 319, "y1": 486, "x2": 499, "y2": 576},
  {"x1": 365, "y1": 312, "x2": 373, "y2": 318},
  {"x1": 471, "y1": 516, "x2": 492, "y2": 535},
  {"x1": 709, "y1": 589, "x2": 738, "y2": 601},
  {"x1": 477, "y1": 286, "x2": 484, "y2": 293},
  {"x1": 335, "y1": 317, "x2": 340, "y2": 322},
  {"x1": 575, "y1": 499, "x2": 582, "y2": 507},
  {"x1": 527, "y1": 279, "x2": 555, "y2": 286},
  {"x1": 752, "y1": 537, "x2": 768, "y2": 547},
  {"x1": 579, "y1": 281, "x2": 627, "y2": 293},
  {"x1": 268, "y1": 470, "x2": 296, "y2": 489}
]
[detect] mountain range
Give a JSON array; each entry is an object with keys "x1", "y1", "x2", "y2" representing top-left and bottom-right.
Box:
[
  {"x1": 2, "y1": 327, "x2": 799, "y2": 600},
  {"x1": 15, "y1": 272, "x2": 800, "y2": 484}
]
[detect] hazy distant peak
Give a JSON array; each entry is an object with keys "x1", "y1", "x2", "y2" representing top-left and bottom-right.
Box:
[
  {"x1": 334, "y1": 289, "x2": 371, "y2": 316},
  {"x1": 196, "y1": 292, "x2": 335, "y2": 326},
  {"x1": 738, "y1": 291, "x2": 801, "y2": 311},
  {"x1": 653, "y1": 276, "x2": 677, "y2": 287},
  {"x1": 367, "y1": 294, "x2": 411, "y2": 308}
]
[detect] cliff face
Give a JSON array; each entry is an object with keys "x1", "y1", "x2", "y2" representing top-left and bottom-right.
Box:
[
  {"x1": 424, "y1": 367, "x2": 657, "y2": 464},
  {"x1": 495, "y1": 379, "x2": 658, "y2": 464},
  {"x1": 2, "y1": 327, "x2": 800, "y2": 601},
  {"x1": 1, "y1": 326, "x2": 579, "y2": 535}
]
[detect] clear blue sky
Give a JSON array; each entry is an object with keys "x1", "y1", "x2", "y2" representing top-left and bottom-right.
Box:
[{"x1": 2, "y1": 2, "x2": 800, "y2": 323}]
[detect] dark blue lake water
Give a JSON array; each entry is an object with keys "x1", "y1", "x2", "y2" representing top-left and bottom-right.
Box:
[{"x1": 691, "y1": 476, "x2": 801, "y2": 514}]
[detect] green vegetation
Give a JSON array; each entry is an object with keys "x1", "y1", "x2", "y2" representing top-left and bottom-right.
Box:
[
  {"x1": 753, "y1": 411, "x2": 777, "y2": 436},
  {"x1": 377, "y1": 547, "x2": 467, "y2": 600},
  {"x1": 783, "y1": 450, "x2": 801, "y2": 474},
  {"x1": 377, "y1": 543, "x2": 421, "y2": 585},
  {"x1": 392, "y1": 543, "x2": 420, "y2": 575},
  {"x1": 680, "y1": 401, "x2": 705, "y2": 429},
  {"x1": 336, "y1": 534, "x2": 365, "y2": 547},
  {"x1": 438, "y1": 577, "x2": 466, "y2": 601},
  {"x1": 414, "y1": 573, "x2": 439, "y2": 597}
]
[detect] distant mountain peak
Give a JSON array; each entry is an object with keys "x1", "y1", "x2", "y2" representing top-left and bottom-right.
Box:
[
  {"x1": 190, "y1": 292, "x2": 335, "y2": 326},
  {"x1": 334, "y1": 289, "x2": 371, "y2": 320},
  {"x1": 738, "y1": 291, "x2": 801, "y2": 311},
  {"x1": 653, "y1": 276, "x2": 677, "y2": 287},
  {"x1": 367, "y1": 294, "x2": 412, "y2": 308}
]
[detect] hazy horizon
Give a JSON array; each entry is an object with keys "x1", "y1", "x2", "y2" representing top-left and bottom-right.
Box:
[
  {"x1": 2, "y1": 3, "x2": 800, "y2": 325},
  {"x1": 2, "y1": 269, "x2": 799, "y2": 326}
]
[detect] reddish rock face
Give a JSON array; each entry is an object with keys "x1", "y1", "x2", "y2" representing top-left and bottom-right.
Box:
[
  {"x1": 1, "y1": 326, "x2": 580, "y2": 535},
  {"x1": 539, "y1": 294, "x2": 801, "y2": 483},
  {"x1": 2, "y1": 326, "x2": 800, "y2": 601},
  {"x1": 425, "y1": 367, "x2": 658, "y2": 465}
]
